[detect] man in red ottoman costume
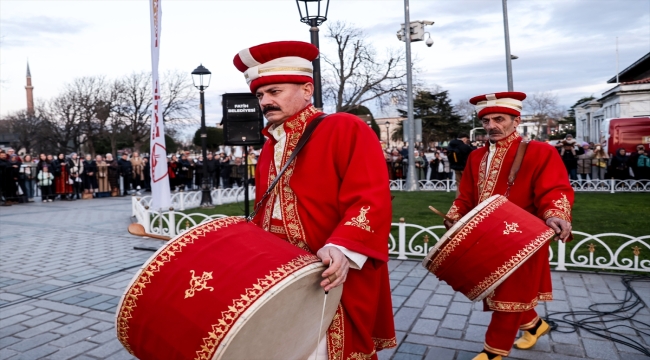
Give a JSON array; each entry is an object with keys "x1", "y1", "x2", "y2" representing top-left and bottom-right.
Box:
[
  {"x1": 233, "y1": 41, "x2": 396, "y2": 360},
  {"x1": 444, "y1": 92, "x2": 574, "y2": 360}
]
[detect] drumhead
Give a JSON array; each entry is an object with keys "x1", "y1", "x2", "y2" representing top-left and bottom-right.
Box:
[
  {"x1": 216, "y1": 263, "x2": 343, "y2": 360},
  {"x1": 422, "y1": 195, "x2": 502, "y2": 269}
]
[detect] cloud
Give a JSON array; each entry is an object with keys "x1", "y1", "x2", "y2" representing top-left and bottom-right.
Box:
[{"x1": 0, "y1": 16, "x2": 88, "y2": 48}]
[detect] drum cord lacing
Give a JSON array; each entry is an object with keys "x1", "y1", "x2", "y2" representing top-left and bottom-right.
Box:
[
  {"x1": 544, "y1": 274, "x2": 650, "y2": 356},
  {"x1": 0, "y1": 264, "x2": 142, "y2": 309}
]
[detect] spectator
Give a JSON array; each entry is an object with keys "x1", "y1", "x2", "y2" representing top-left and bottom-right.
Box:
[
  {"x1": 186, "y1": 155, "x2": 196, "y2": 190},
  {"x1": 247, "y1": 150, "x2": 257, "y2": 186},
  {"x1": 633, "y1": 146, "x2": 650, "y2": 181},
  {"x1": 19, "y1": 155, "x2": 37, "y2": 202},
  {"x1": 54, "y1": 153, "x2": 73, "y2": 201},
  {"x1": 414, "y1": 150, "x2": 426, "y2": 180},
  {"x1": 230, "y1": 157, "x2": 245, "y2": 187},
  {"x1": 610, "y1": 148, "x2": 629, "y2": 180},
  {"x1": 37, "y1": 165, "x2": 54, "y2": 203},
  {"x1": 68, "y1": 153, "x2": 84, "y2": 200},
  {"x1": 177, "y1": 154, "x2": 192, "y2": 191},
  {"x1": 142, "y1": 157, "x2": 151, "y2": 192},
  {"x1": 106, "y1": 154, "x2": 120, "y2": 196},
  {"x1": 168, "y1": 155, "x2": 178, "y2": 191},
  {"x1": 118, "y1": 153, "x2": 133, "y2": 196},
  {"x1": 447, "y1": 133, "x2": 473, "y2": 195},
  {"x1": 130, "y1": 152, "x2": 145, "y2": 192},
  {"x1": 560, "y1": 142, "x2": 579, "y2": 181},
  {"x1": 563, "y1": 134, "x2": 577, "y2": 147},
  {"x1": 629, "y1": 144, "x2": 647, "y2": 180},
  {"x1": 591, "y1": 145, "x2": 609, "y2": 180},
  {"x1": 204, "y1": 153, "x2": 218, "y2": 189},
  {"x1": 7, "y1": 155, "x2": 22, "y2": 203},
  {"x1": 577, "y1": 142, "x2": 593, "y2": 182},
  {"x1": 0, "y1": 151, "x2": 19, "y2": 205},
  {"x1": 390, "y1": 150, "x2": 404, "y2": 180},
  {"x1": 219, "y1": 153, "x2": 232, "y2": 188},
  {"x1": 194, "y1": 155, "x2": 204, "y2": 190},
  {"x1": 82, "y1": 154, "x2": 98, "y2": 197},
  {"x1": 95, "y1": 155, "x2": 111, "y2": 197}
]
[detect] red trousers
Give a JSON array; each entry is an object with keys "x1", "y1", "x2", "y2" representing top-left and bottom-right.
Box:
[{"x1": 484, "y1": 309, "x2": 540, "y2": 356}]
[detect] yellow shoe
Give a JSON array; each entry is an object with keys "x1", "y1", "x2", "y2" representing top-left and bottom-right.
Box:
[
  {"x1": 472, "y1": 353, "x2": 502, "y2": 360},
  {"x1": 514, "y1": 319, "x2": 550, "y2": 349}
]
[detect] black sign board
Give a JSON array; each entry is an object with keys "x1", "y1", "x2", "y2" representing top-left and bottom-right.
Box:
[{"x1": 221, "y1": 93, "x2": 265, "y2": 145}]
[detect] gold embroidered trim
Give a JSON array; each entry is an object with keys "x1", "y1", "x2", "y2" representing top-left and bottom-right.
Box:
[
  {"x1": 520, "y1": 316, "x2": 541, "y2": 330},
  {"x1": 465, "y1": 229, "x2": 555, "y2": 300},
  {"x1": 348, "y1": 351, "x2": 376, "y2": 360},
  {"x1": 116, "y1": 217, "x2": 244, "y2": 355},
  {"x1": 543, "y1": 193, "x2": 572, "y2": 221},
  {"x1": 328, "y1": 304, "x2": 345, "y2": 360},
  {"x1": 270, "y1": 225, "x2": 287, "y2": 234},
  {"x1": 194, "y1": 254, "x2": 320, "y2": 360},
  {"x1": 446, "y1": 203, "x2": 461, "y2": 221},
  {"x1": 484, "y1": 342, "x2": 510, "y2": 356},
  {"x1": 478, "y1": 132, "x2": 520, "y2": 202},
  {"x1": 373, "y1": 337, "x2": 397, "y2": 350},
  {"x1": 344, "y1": 206, "x2": 372, "y2": 232},
  {"x1": 184, "y1": 270, "x2": 214, "y2": 299},
  {"x1": 503, "y1": 221, "x2": 522, "y2": 235},
  {"x1": 428, "y1": 196, "x2": 508, "y2": 273},
  {"x1": 485, "y1": 291, "x2": 553, "y2": 312}
]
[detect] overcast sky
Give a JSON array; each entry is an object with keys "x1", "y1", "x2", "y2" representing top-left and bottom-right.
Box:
[{"x1": 1, "y1": 0, "x2": 649, "y2": 129}]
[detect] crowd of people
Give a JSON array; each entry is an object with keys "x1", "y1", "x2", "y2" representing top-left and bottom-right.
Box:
[
  {"x1": 554, "y1": 134, "x2": 649, "y2": 181},
  {"x1": 384, "y1": 134, "x2": 478, "y2": 182},
  {"x1": 0, "y1": 147, "x2": 260, "y2": 206}
]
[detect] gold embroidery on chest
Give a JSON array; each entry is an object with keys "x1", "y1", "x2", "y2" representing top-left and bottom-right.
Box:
[
  {"x1": 184, "y1": 270, "x2": 214, "y2": 299},
  {"x1": 345, "y1": 206, "x2": 372, "y2": 232}
]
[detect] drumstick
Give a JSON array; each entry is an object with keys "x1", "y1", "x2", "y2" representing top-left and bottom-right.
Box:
[
  {"x1": 428, "y1": 206, "x2": 454, "y2": 223},
  {"x1": 127, "y1": 223, "x2": 171, "y2": 241},
  {"x1": 315, "y1": 292, "x2": 327, "y2": 360}
]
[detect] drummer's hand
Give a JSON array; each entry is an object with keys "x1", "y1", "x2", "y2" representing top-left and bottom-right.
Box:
[
  {"x1": 317, "y1": 247, "x2": 349, "y2": 292},
  {"x1": 546, "y1": 217, "x2": 572, "y2": 242},
  {"x1": 443, "y1": 219, "x2": 456, "y2": 230}
]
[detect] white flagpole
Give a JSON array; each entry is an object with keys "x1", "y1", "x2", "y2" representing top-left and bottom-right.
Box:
[{"x1": 149, "y1": 0, "x2": 171, "y2": 211}]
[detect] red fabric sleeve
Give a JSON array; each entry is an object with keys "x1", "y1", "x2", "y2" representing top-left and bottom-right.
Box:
[
  {"x1": 324, "y1": 115, "x2": 392, "y2": 263},
  {"x1": 530, "y1": 143, "x2": 574, "y2": 223}
]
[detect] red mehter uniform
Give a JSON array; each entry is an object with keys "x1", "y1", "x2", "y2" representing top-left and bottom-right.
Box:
[
  {"x1": 251, "y1": 104, "x2": 396, "y2": 359},
  {"x1": 447, "y1": 128, "x2": 574, "y2": 356}
]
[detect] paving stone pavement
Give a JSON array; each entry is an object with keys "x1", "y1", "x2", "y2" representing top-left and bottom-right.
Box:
[{"x1": 1, "y1": 197, "x2": 649, "y2": 359}]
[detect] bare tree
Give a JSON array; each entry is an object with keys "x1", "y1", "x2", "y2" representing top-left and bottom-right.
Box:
[
  {"x1": 64, "y1": 76, "x2": 110, "y2": 155},
  {"x1": 322, "y1": 21, "x2": 409, "y2": 113},
  {"x1": 0, "y1": 109, "x2": 45, "y2": 154},
  {"x1": 526, "y1": 91, "x2": 562, "y2": 139},
  {"x1": 41, "y1": 92, "x2": 85, "y2": 154},
  {"x1": 114, "y1": 71, "x2": 195, "y2": 152}
]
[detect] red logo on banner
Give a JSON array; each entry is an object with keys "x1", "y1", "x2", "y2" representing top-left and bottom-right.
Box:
[{"x1": 151, "y1": 143, "x2": 168, "y2": 183}]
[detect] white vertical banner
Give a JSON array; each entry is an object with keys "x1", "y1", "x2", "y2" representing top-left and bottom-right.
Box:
[{"x1": 149, "y1": 0, "x2": 171, "y2": 210}]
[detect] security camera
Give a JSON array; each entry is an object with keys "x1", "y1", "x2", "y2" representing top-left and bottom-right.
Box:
[{"x1": 426, "y1": 37, "x2": 434, "y2": 47}]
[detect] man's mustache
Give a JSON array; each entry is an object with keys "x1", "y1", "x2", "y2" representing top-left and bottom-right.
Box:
[{"x1": 263, "y1": 106, "x2": 281, "y2": 115}]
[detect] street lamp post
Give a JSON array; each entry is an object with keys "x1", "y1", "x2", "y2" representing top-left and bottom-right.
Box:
[
  {"x1": 296, "y1": 0, "x2": 329, "y2": 110},
  {"x1": 502, "y1": 0, "x2": 514, "y2": 91},
  {"x1": 191, "y1": 64, "x2": 213, "y2": 208},
  {"x1": 397, "y1": 4, "x2": 434, "y2": 191}
]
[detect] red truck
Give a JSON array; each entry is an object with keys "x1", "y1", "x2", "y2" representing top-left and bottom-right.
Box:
[{"x1": 600, "y1": 117, "x2": 650, "y2": 155}]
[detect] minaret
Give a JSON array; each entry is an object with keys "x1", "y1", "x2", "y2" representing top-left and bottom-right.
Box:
[{"x1": 26, "y1": 61, "x2": 34, "y2": 115}]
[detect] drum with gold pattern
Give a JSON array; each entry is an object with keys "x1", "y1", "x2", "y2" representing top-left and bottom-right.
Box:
[
  {"x1": 422, "y1": 195, "x2": 555, "y2": 301},
  {"x1": 115, "y1": 217, "x2": 342, "y2": 360}
]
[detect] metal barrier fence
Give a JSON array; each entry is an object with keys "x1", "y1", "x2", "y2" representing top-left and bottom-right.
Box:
[
  {"x1": 131, "y1": 196, "x2": 649, "y2": 273},
  {"x1": 389, "y1": 179, "x2": 650, "y2": 192}
]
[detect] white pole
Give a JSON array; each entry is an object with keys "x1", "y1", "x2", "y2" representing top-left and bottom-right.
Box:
[
  {"x1": 502, "y1": 0, "x2": 514, "y2": 91},
  {"x1": 616, "y1": 37, "x2": 619, "y2": 84}
]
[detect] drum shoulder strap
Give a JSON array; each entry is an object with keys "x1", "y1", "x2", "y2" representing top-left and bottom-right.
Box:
[
  {"x1": 507, "y1": 140, "x2": 529, "y2": 187},
  {"x1": 247, "y1": 113, "x2": 328, "y2": 221}
]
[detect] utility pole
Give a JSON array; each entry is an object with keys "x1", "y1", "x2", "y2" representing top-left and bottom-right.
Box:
[
  {"x1": 403, "y1": 0, "x2": 417, "y2": 191},
  {"x1": 502, "y1": 0, "x2": 514, "y2": 91}
]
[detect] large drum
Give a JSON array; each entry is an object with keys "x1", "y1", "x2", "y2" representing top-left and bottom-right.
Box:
[
  {"x1": 116, "y1": 217, "x2": 342, "y2": 360},
  {"x1": 422, "y1": 195, "x2": 555, "y2": 302}
]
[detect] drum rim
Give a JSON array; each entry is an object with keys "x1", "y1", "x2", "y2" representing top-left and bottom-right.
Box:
[
  {"x1": 115, "y1": 216, "x2": 245, "y2": 350},
  {"x1": 421, "y1": 194, "x2": 502, "y2": 270},
  {"x1": 214, "y1": 262, "x2": 342, "y2": 360}
]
